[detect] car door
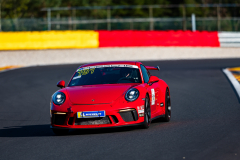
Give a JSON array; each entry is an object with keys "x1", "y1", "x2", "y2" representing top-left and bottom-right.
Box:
[
  {"x1": 140, "y1": 65, "x2": 157, "y2": 114},
  {"x1": 149, "y1": 80, "x2": 162, "y2": 116}
]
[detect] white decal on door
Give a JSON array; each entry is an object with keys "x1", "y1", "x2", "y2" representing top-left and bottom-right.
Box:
[{"x1": 151, "y1": 89, "x2": 155, "y2": 105}]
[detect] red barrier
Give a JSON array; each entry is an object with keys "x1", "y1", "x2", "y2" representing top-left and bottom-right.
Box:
[{"x1": 98, "y1": 30, "x2": 220, "y2": 47}]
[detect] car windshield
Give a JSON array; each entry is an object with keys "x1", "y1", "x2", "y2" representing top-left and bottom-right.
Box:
[{"x1": 68, "y1": 65, "x2": 142, "y2": 86}]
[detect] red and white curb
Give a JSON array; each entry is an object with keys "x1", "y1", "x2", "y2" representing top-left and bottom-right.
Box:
[
  {"x1": 223, "y1": 68, "x2": 240, "y2": 98},
  {"x1": 0, "y1": 66, "x2": 23, "y2": 73}
]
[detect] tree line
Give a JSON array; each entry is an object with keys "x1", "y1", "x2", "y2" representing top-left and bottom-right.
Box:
[{"x1": 0, "y1": 0, "x2": 240, "y2": 19}]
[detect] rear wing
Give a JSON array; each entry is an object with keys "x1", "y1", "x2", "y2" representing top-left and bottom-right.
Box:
[{"x1": 146, "y1": 66, "x2": 160, "y2": 71}]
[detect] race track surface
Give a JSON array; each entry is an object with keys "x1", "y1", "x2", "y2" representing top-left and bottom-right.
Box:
[{"x1": 0, "y1": 59, "x2": 240, "y2": 160}]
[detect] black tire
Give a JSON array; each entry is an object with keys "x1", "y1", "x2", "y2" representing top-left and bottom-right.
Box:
[
  {"x1": 52, "y1": 129, "x2": 69, "y2": 136},
  {"x1": 163, "y1": 89, "x2": 171, "y2": 122},
  {"x1": 142, "y1": 95, "x2": 151, "y2": 129}
]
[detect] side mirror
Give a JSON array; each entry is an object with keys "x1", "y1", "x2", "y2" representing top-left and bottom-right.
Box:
[
  {"x1": 148, "y1": 76, "x2": 159, "y2": 85},
  {"x1": 57, "y1": 80, "x2": 65, "y2": 88}
]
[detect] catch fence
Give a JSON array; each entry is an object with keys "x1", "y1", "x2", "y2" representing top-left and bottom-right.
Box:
[
  {"x1": 2, "y1": 17, "x2": 240, "y2": 32},
  {"x1": 1, "y1": 4, "x2": 240, "y2": 32}
]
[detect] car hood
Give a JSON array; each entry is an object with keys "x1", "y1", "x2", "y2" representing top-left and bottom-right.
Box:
[{"x1": 66, "y1": 84, "x2": 137, "y2": 105}]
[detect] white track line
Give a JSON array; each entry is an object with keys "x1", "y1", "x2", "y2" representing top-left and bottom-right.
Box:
[{"x1": 223, "y1": 68, "x2": 240, "y2": 98}]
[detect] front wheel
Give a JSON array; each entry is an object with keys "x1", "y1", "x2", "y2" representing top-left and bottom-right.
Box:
[
  {"x1": 52, "y1": 128, "x2": 69, "y2": 136},
  {"x1": 163, "y1": 89, "x2": 171, "y2": 122},
  {"x1": 142, "y1": 95, "x2": 151, "y2": 129}
]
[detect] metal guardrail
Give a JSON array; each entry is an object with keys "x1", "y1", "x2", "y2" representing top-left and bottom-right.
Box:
[{"x1": 219, "y1": 32, "x2": 240, "y2": 47}]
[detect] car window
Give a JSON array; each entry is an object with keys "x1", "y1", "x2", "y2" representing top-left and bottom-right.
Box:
[
  {"x1": 140, "y1": 65, "x2": 150, "y2": 83},
  {"x1": 68, "y1": 65, "x2": 142, "y2": 86}
]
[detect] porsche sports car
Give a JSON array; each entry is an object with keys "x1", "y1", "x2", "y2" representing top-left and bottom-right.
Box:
[{"x1": 50, "y1": 61, "x2": 171, "y2": 135}]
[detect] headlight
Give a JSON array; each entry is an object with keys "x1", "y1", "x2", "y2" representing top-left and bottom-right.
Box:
[
  {"x1": 52, "y1": 92, "x2": 66, "y2": 105},
  {"x1": 125, "y1": 88, "x2": 139, "y2": 102}
]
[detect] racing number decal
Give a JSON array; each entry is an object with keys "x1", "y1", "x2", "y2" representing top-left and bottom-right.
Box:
[
  {"x1": 151, "y1": 89, "x2": 155, "y2": 105},
  {"x1": 90, "y1": 68, "x2": 95, "y2": 74},
  {"x1": 73, "y1": 65, "x2": 138, "y2": 80},
  {"x1": 73, "y1": 68, "x2": 96, "y2": 80},
  {"x1": 78, "y1": 68, "x2": 95, "y2": 76}
]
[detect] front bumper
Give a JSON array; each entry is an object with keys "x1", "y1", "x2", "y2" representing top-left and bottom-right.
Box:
[{"x1": 50, "y1": 103, "x2": 145, "y2": 129}]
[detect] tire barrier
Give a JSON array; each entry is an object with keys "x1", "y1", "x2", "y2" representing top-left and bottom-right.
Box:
[
  {"x1": 99, "y1": 30, "x2": 220, "y2": 47},
  {"x1": 0, "y1": 31, "x2": 99, "y2": 50}
]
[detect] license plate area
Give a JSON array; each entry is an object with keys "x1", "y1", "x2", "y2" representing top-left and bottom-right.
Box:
[{"x1": 77, "y1": 111, "x2": 105, "y2": 118}]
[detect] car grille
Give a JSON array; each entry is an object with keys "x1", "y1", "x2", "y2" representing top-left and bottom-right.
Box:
[
  {"x1": 68, "y1": 117, "x2": 74, "y2": 125},
  {"x1": 119, "y1": 110, "x2": 138, "y2": 122},
  {"x1": 52, "y1": 114, "x2": 67, "y2": 125},
  {"x1": 75, "y1": 116, "x2": 111, "y2": 125},
  {"x1": 110, "y1": 115, "x2": 119, "y2": 123}
]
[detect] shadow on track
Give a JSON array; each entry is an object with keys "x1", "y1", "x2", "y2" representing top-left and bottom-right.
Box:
[
  {"x1": 0, "y1": 124, "x2": 54, "y2": 137},
  {"x1": 0, "y1": 120, "x2": 165, "y2": 137},
  {"x1": 0, "y1": 124, "x2": 141, "y2": 137},
  {"x1": 70, "y1": 125, "x2": 140, "y2": 136}
]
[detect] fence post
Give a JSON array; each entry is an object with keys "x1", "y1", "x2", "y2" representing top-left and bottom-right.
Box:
[
  {"x1": 107, "y1": 7, "x2": 111, "y2": 31},
  {"x1": 56, "y1": 13, "x2": 60, "y2": 30},
  {"x1": 191, "y1": 13, "x2": 196, "y2": 31},
  {"x1": 149, "y1": 6, "x2": 154, "y2": 30},
  {"x1": 217, "y1": 5, "x2": 221, "y2": 31},
  {"x1": 48, "y1": 9, "x2": 51, "y2": 31},
  {"x1": 68, "y1": 13, "x2": 72, "y2": 30},
  {"x1": 182, "y1": 5, "x2": 186, "y2": 30},
  {"x1": 73, "y1": 9, "x2": 76, "y2": 30},
  {"x1": 130, "y1": 22, "x2": 133, "y2": 30}
]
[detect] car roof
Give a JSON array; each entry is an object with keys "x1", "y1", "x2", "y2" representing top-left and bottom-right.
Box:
[{"x1": 79, "y1": 61, "x2": 142, "y2": 68}]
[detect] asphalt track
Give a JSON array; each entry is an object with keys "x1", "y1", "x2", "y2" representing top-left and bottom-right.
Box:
[{"x1": 1, "y1": 59, "x2": 240, "y2": 160}]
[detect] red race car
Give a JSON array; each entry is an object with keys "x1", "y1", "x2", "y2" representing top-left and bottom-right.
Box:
[{"x1": 50, "y1": 61, "x2": 171, "y2": 135}]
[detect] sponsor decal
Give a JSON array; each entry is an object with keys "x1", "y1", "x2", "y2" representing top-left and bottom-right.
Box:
[
  {"x1": 151, "y1": 89, "x2": 155, "y2": 105},
  {"x1": 73, "y1": 65, "x2": 139, "y2": 80},
  {"x1": 78, "y1": 112, "x2": 82, "y2": 118},
  {"x1": 76, "y1": 64, "x2": 138, "y2": 72},
  {"x1": 137, "y1": 105, "x2": 144, "y2": 117},
  {"x1": 77, "y1": 68, "x2": 95, "y2": 77},
  {"x1": 77, "y1": 111, "x2": 105, "y2": 118},
  {"x1": 139, "y1": 113, "x2": 144, "y2": 117}
]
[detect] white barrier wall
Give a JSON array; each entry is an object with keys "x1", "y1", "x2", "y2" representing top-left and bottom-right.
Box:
[{"x1": 219, "y1": 32, "x2": 240, "y2": 47}]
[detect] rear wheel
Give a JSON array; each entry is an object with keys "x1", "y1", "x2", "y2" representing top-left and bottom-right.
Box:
[
  {"x1": 163, "y1": 89, "x2": 171, "y2": 122},
  {"x1": 52, "y1": 129, "x2": 69, "y2": 136},
  {"x1": 142, "y1": 95, "x2": 151, "y2": 129}
]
